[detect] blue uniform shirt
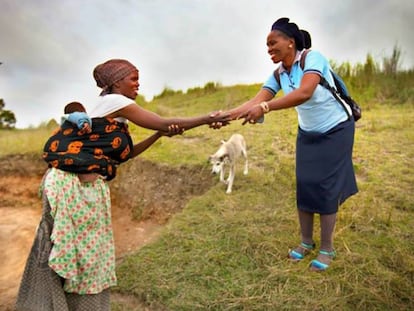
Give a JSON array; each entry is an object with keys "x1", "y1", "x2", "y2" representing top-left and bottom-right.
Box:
[{"x1": 262, "y1": 50, "x2": 348, "y2": 133}]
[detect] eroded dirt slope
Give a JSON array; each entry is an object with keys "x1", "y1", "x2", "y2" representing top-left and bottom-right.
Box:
[{"x1": 0, "y1": 154, "x2": 215, "y2": 310}]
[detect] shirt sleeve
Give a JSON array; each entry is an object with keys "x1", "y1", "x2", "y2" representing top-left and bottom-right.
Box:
[
  {"x1": 303, "y1": 50, "x2": 335, "y2": 86},
  {"x1": 89, "y1": 94, "x2": 134, "y2": 122},
  {"x1": 261, "y1": 72, "x2": 281, "y2": 96},
  {"x1": 302, "y1": 50, "x2": 325, "y2": 76}
]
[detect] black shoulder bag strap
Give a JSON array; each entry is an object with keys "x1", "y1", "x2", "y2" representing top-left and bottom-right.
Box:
[
  {"x1": 273, "y1": 49, "x2": 354, "y2": 120},
  {"x1": 318, "y1": 76, "x2": 352, "y2": 119},
  {"x1": 273, "y1": 49, "x2": 311, "y2": 86}
]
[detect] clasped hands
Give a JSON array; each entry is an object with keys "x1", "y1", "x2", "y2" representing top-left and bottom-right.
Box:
[
  {"x1": 162, "y1": 106, "x2": 264, "y2": 135},
  {"x1": 238, "y1": 105, "x2": 265, "y2": 125},
  {"x1": 159, "y1": 110, "x2": 232, "y2": 136},
  {"x1": 208, "y1": 110, "x2": 232, "y2": 129},
  {"x1": 209, "y1": 105, "x2": 265, "y2": 129},
  {"x1": 160, "y1": 124, "x2": 185, "y2": 137}
]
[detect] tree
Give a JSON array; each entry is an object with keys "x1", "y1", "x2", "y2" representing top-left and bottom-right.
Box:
[{"x1": 0, "y1": 99, "x2": 17, "y2": 129}]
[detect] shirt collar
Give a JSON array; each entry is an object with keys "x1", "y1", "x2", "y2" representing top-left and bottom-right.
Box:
[{"x1": 278, "y1": 50, "x2": 303, "y2": 74}]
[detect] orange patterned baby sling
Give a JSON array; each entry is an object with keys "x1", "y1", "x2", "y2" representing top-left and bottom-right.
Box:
[{"x1": 43, "y1": 118, "x2": 133, "y2": 180}]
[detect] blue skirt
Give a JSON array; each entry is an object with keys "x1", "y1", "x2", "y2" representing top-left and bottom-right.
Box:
[{"x1": 296, "y1": 119, "x2": 358, "y2": 214}]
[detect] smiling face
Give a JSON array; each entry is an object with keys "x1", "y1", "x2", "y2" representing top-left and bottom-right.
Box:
[
  {"x1": 266, "y1": 30, "x2": 295, "y2": 64},
  {"x1": 113, "y1": 69, "x2": 140, "y2": 99}
]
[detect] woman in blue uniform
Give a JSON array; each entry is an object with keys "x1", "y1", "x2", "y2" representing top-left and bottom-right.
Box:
[{"x1": 227, "y1": 17, "x2": 358, "y2": 271}]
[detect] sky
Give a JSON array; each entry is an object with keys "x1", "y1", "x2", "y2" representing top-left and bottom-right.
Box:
[{"x1": 1, "y1": 0, "x2": 413, "y2": 128}]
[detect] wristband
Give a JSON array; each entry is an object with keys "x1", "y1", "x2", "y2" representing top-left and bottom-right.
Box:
[{"x1": 260, "y1": 101, "x2": 270, "y2": 113}]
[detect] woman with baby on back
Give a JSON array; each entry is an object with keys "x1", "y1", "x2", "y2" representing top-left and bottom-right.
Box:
[{"x1": 16, "y1": 59, "x2": 230, "y2": 310}]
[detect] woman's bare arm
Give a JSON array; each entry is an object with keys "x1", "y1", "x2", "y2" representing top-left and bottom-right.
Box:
[
  {"x1": 129, "y1": 132, "x2": 162, "y2": 158},
  {"x1": 109, "y1": 104, "x2": 230, "y2": 131},
  {"x1": 226, "y1": 88, "x2": 274, "y2": 120},
  {"x1": 239, "y1": 73, "x2": 320, "y2": 124}
]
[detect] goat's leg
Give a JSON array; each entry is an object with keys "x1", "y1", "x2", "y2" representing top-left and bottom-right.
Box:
[
  {"x1": 220, "y1": 166, "x2": 226, "y2": 183},
  {"x1": 242, "y1": 149, "x2": 248, "y2": 175},
  {"x1": 226, "y1": 165, "x2": 235, "y2": 194}
]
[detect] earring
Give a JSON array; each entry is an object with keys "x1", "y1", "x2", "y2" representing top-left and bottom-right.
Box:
[{"x1": 289, "y1": 44, "x2": 293, "y2": 48}]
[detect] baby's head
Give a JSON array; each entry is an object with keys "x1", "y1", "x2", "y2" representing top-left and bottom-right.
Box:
[{"x1": 64, "y1": 101, "x2": 86, "y2": 114}]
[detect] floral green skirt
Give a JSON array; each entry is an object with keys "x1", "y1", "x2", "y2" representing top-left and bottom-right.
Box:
[{"x1": 16, "y1": 169, "x2": 115, "y2": 310}]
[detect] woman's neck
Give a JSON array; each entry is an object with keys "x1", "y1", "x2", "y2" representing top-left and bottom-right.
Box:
[{"x1": 282, "y1": 50, "x2": 297, "y2": 72}]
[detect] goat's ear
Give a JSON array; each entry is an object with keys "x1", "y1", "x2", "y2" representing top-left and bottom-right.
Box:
[{"x1": 221, "y1": 140, "x2": 226, "y2": 144}]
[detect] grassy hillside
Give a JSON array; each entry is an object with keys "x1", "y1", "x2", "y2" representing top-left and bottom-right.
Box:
[
  {"x1": 1, "y1": 75, "x2": 413, "y2": 310},
  {"x1": 114, "y1": 81, "x2": 413, "y2": 310}
]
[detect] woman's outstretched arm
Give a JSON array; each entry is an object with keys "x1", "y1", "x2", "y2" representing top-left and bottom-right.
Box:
[
  {"x1": 129, "y1": 126, "x2": 183, "y2": 159},
  {"x1": 111, "y1": 103, "x2": 231, "y2": 132}
]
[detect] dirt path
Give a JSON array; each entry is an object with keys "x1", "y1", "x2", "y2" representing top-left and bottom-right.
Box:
[
  {"x1": 0, "y1": 175, "x2": 162, "y2": 310},
  {"x1": 0, "y1": 205, "x2": 41, "y2": 310},
  {"x1": 0, "y1": 155, "x2": 214, "y2": 310}
]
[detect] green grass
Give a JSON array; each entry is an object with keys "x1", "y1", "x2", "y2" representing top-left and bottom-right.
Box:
[
  {"x1": 113, "y1": 100, "x2": 414, "y2": 310},
  {"x1": 2, "y1": 81, "x2": 413, "y2": 310},
  {"x1": 0, "y1": 127, "x2": 54, "y2": 156},
  {"x1": 113, "y1": 83, "x2": 414, "y2": 310}
]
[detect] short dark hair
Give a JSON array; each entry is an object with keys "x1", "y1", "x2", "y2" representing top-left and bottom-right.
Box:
[{"x1": 64, "y1": 101, "x2": 86, "y2": 113}]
